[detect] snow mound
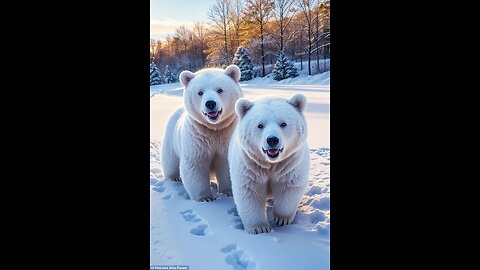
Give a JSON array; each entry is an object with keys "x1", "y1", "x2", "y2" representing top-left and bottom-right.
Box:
[{"x1": 150, "y1": 82, "x2": 183, "y2": 97}]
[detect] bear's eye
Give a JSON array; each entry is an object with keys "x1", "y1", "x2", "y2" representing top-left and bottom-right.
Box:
[
  {"x1": 280, "y1": 122, "x2": 287, "y2": 128},
  {"x1": 198, "y1": 91, "x2": 203, "y2": 96},
  {"x1": 217, "y1": 88, "x2": 223, "y2": 93},
  {"x1": 258, "y1": 124, "x2": 264, "y2": 129}
]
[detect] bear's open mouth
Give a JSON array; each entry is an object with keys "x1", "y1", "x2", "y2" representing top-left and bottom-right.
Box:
[
  {"x1": 203, "y1": 108, "x2": 223, "y2": 121},
  {"x1": 262, "y1": 147, "x2": 284, "y2": 158}
]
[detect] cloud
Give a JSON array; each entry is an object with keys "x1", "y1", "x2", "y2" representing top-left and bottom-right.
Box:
[{"x1": 150, "y1": 18, "x2": 195, "y2": 40}]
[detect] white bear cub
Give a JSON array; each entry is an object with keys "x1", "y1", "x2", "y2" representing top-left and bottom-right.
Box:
[
  {"x1": 229, "y1": 94, "x2": 309, "y2": 234},
  {"x1": 161, "y1": 65, "x2": 243, "y2": 202}
]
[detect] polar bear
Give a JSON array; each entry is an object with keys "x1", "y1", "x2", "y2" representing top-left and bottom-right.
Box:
[
  {"x1": 228, "y1": 94, "x2": 309, "y2": 234},
  {"x1": 161, "y1": 65, "x2": 244, "y2": 202}
]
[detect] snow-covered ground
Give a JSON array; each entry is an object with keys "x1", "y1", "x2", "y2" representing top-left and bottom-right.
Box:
[
  {"x1": 151, "y1": 71, "x2": 330, "y2": 148},
  {"x1": 150, "y1": 72, "x2": 330, "y2": 270}
]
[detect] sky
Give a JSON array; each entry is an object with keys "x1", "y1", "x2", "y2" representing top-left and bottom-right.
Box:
[{"x1": 150, "y1": 0, "x2": 217, "y2": 41}]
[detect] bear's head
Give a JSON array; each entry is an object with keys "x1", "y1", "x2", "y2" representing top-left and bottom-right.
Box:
[
  {"x1": 235, "y1": 94, "x2": 308, "y2": 163},
  {"x1": 179, "y1": 65, "x2": 243, "y2": 128}
]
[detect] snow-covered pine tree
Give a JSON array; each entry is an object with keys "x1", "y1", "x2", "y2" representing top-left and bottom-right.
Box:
[
  {"x1": 164, "y1": 65, "x2": 177, "y2": 84},
  {"x1": 232, "y1": 46, "x2": 255, "y2": 81},
  {"x1": 150, "y1": 63, "x2": 162, "y2": 85},
  {"x1": 272, "y1": 51, "x2": 299, "y2": 81}
]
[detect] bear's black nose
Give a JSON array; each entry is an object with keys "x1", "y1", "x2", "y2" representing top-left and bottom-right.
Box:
[
  {"x1": 266, "y1": 136, "x2": 279, "y2": 147},
  {"x1": 205, "y1": 100, "x2": 216, "y2": 109}
]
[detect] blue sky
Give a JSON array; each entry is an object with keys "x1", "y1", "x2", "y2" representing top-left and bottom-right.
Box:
[{"x1": 150, "y1": 0, "x2": 217, "y2": 40}]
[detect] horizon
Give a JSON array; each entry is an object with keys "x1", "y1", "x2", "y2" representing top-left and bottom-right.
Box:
[{"x1": 150, "y1": 0, "x2": 216, "y2": 41}]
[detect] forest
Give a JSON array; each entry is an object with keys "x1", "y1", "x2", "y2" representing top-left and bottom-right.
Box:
[{"x1": 150, "y1": 0, "x2": 330, "y2": 84}]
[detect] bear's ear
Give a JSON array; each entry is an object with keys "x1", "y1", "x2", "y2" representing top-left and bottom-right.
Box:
[
  {"x1": 179, "y1": 70, "x2": 196, "y2": 87},
  {"x1": 287, "y1": 93, "x2": 307, "y2": 113},
  {"x1": 235, "y1": 98, "x2": 254, "y2": 119},
  {"x1": 225, "y1": 65, "x2": 241, "y2": 83}
]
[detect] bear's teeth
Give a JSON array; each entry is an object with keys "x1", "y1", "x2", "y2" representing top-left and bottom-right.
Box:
[{"x1": 267, "y1": 149, "x2": 279, "y2": 155}]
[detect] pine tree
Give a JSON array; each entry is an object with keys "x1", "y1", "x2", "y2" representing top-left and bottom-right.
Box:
[
  {"x1": 150, "y1": 63, "x2": 162, "y2": 85},
  {"x1": 164, "y1": 65, "x2": 177, "y2": 84},
  {"x1": 272, "y1": 51, "x2": 298, "y2": 81},
  {"x1": 232, "y1": 46, "x2": 255, "y2": 81}
]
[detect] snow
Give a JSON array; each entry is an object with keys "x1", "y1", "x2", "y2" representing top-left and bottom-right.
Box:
[
  {"x1": 150, "y1": 72, "x2": 330, "y2": 269},
  {"x1": 247, "y1": 71, "x2": 330, "y2": 86}
]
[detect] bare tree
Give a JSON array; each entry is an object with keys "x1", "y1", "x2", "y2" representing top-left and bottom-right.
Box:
[
  {"x1": 193, "y1": 22, "x2": 207, "y2": 67},
  {"x1": 150, "y1": 39, "x2": 163, "y2": 66},
  {"x1": 244, "y1": 0, "x2": 274, "y2": 77},
  {"x1": 315, "y1": 0, "x2": 320, "y2": 72},
  {"x1": 208, "y1": 0, "x2": 232, "y2": 65},
  {"x1": 298, "y1": 26, "x2": 304, "y2": 70},
  {"x1": 297, "y1": 0, "x2": 315, "y2": 75},
  {"x1": 272, "y1": 0, "x2": 296, "y2": 52},
  {"x1": 312, "y1": 0, "x2": 330, "y2": 73},
  {"x1": 230, "y1": 0, "x2": 245, "y2": 50},
  {"x1": 319, "y1": 1, "x2": 330, "y2": 72},
  {"x1": 174, "y1": 26, "x2": 195, "y2": 70},
  {"x1": 174, "y1": 26, "x2": 191, "y2": 52}
]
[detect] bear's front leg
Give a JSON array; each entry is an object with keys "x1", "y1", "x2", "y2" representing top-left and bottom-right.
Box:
[
  {"x1": 272, "y1": 182, "x2": 307, "y2": 227},
  {"x1": 214, "y1": 157, "x2": 232, "y2": 197},
  {"x1": 180, "y1": 157, "x2": 215, "y2": 202},
  {"x1": 233, "y1": 179, "x2": 271, "y2": 234}
]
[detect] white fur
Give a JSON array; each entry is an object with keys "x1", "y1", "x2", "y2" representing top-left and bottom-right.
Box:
[
  {"x1": 228, "y1": 94, "x2": 309, "y2": 234},
  {"x1": 161, "y1": 65, "x2": 243, "y2": 202}
]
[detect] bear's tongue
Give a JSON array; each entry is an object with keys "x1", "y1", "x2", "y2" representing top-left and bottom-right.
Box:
[
  {"x1": 208, "y1": 111, "x2": 218, "y2": 117},
  {"x1": 267, "y1": 149, "x2": 279, "y2": 155}
]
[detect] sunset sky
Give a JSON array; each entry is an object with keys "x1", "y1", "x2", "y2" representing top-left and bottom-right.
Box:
[{"x1": 150, "y1": 0, "x2": 216, "y2": 41}]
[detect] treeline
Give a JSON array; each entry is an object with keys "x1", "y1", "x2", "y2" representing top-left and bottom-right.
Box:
[{"x1": 150, "y1": 0, "x2": 330, "y2": 82}]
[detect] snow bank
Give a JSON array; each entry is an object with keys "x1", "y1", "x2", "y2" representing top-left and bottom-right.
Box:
[
  {"x1": 150, "y1": 82, "x2": 183, "y2": 97},
  {"x1": 243, "y1": 71, "x2": 330, "y2": 86},
  {"x1": 150, "y1": 71, "x2": 330, "y2": 98}
]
